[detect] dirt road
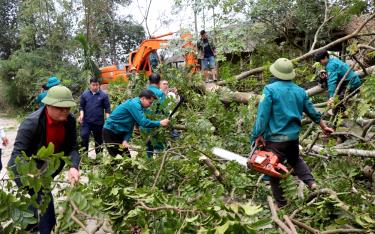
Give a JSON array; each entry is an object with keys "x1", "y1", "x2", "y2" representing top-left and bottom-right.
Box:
[{"x1": 0, "y1": 115, "x2": 19, "y2": 178}]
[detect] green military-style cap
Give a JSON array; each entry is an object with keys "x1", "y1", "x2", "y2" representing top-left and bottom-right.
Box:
[
  {"x1": 269, "y1": 58, "x2": 295, "y2": 80},
  {"x1": 42, "y1": 85, "x2": 76, "y2": 107}
]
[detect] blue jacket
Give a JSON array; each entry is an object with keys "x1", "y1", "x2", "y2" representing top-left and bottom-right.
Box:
[
  {"x1": 252, "y1": 80, "x2": 321, "y2": 142},
  {"x1": 80, "y1": 89, "x2": 110, "y2": 125},
  {"x1": 104, "y1": 97, "x2": 161, "y2": 141},
  {"x1": 326, "y1": 57, "x2": 361, "y2": 97},
  {"x1": 35, "y1": 91, "x2": 47, "y2": 107},
  {"x1": 148, "y1": 85, "x2": 166, "y2": 105}
]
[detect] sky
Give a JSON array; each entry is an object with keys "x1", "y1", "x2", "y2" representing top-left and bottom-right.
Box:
[{"x1": 118, "y1": 0, "x2": 214, "y2": 37}]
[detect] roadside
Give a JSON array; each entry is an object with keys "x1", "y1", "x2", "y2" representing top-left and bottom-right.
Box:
[{"x1": 0, "y1": 114, "x2": 19, "y2": 179}]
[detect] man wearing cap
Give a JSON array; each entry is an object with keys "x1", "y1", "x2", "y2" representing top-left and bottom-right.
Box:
[
  {"x1": 35, "y1": 76, "x2": 61, "y2": 108},
  {"x1": 103, "y1": 90, "x2": 170, "y2": 157},
  {"x1": 9, "y1": 85, "x2": 80, "y2": 233},
  {"x1": 79, "y1": 77, "x2": 110, "y2": 155},
  {"x1": 251, "y1": 58, "x2": 334, "y2": 208}
]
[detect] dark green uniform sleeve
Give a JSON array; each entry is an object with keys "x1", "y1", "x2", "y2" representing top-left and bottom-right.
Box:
[
  {"x1": 303, "y1": 92, "x2": 321, "y2": 124},
  {"x1": 252, "y1": 87, "x2": 272, "y2": 142}
]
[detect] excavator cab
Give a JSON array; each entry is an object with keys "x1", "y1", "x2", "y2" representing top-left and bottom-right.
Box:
[
  {"x1": 100, "y1": 64, "x2": 128, "y2": 84},
  {"x1": 99, "y1": 32, "x2": 200, "y2": 84}
]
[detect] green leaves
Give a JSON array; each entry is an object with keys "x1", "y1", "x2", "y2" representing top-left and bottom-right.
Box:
[{"x1": 0, "y1": 187, "x2": 36, "y2": 232}]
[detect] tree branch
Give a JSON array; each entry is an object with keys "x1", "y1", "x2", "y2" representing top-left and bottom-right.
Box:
[
  {"x1": 310, "y1": 145, "x2": 375, "y2": 158},
  {"x1": 152, "y1": 150, "x2": 169, "y2": 190},
  {"x1": 331, "y1": 131, "x2": 375, "y2": 148},
  {"x1": 267, "y1": 196, "x2": 293, "y2": 234},
  {"x1": 136, "y1": 201, "x2": 197, "y2": 213},
  {"x1": 358, "y1": 44, "x2": 375, "y2": 51},
  {"x1": 199, "y1": 155, "x2": 224, "y2": 183},
  {"x1": 291, "y1": 218, "x2": 320, "y2": 234},
  {"x1": 217, "y1": 13, "x2": 375, "y2": 86},
  {"x1": 70, "y1": 200, "x2": 90, "y2": 234},
  {"x1": 321, "y1": 229, "x2": 366, "y2": 234},
  {"x1": 307, "y1": 188, "x2": 350, "y2": 211},
  {"x1": 284, "y1": 215, "x2": 298, "y2": 234},
  {"x1": 362, "y1": 119, "x2": 375, "y2": 138},
  {"x1": 332, "y1": 64, "x2": 355, "y2": 99}
]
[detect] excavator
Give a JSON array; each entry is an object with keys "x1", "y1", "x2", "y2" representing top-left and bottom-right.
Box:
[{"x1": 99, "y1": 32, "x2": 200, "y2": 84}]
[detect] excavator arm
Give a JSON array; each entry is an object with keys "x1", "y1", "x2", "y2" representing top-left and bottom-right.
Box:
[
  {"x1": 100, "y1": 32, "x2": 199, "y2": 84},
  {"x1": 129, "y1": 32, "x2": 172, "y2": 75}
]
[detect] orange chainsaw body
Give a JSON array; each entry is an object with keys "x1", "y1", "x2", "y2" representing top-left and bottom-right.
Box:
[{"x1": 247, "y1": 150, "x2": 289, "y2": 178}]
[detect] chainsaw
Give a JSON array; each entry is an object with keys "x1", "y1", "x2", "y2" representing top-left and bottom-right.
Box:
[{"x1": 212, "y1": 144, "x2": 289, "y2": 178}]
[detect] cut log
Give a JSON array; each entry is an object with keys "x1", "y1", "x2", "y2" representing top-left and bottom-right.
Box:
[
  {"x1": 307, "y1": 85, "x2": 325, "y2": 97},
  {"x1": 199, "y1": 82, "x2": 257, "y2": 104},
  {"x1": 310, "y1": 145, "x2": 375, "y2": 158}
]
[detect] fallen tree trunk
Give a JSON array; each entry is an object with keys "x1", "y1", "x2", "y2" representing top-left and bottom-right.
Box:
[
  {"x1": 310, "y1": 145, "x2": 375, "y2": 158},
  {"x1": 197, "y1": 82, "x2": 257, "y2": 104},
  {"x1": 217, "y1": 13, "x2": 375, "y2": 86}
]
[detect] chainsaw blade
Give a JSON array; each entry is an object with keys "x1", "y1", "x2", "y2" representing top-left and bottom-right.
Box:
[{"x1": 212, "y1": 147, "x2": 248, "y2": 167}]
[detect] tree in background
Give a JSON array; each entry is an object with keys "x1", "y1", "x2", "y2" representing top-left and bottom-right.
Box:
[
  {"x1": 0, "y1": 0, "x2": 20, "y2": 59},
  {"x1": 82, "y1": 0, "x2": 145, "y2": 64},
  {"x1": 0, "y1": 0, "x2": 145, "y2": 109}
]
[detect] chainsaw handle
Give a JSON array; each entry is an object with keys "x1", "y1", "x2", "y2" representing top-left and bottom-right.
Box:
[{"x1": 249, "y1": 142, "x2": 258, "y2": 157}]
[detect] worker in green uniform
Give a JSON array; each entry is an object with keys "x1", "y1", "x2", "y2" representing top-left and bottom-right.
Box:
[
  {"x1": 314, "y1": 49, "x2": 361, "y2": 110},
  {"x1": 103, "y1": 90, "x2": 169, "y2": 156},
  {"x1": 252, "y1": 58, "x2": 334, "y2": 208}
]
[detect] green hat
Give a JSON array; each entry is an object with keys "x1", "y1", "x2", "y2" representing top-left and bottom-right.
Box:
[
  {"x1": 269, "y1": 58, "x2": 295, "y2": 80},
  {"x1": 46, "y1": 76, "x2": 61, "y2": 88},
  {"x1": 42, "y1": 85, "x2": 76, "y2": 107}
]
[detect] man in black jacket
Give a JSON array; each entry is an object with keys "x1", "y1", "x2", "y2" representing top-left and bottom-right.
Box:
[{"x1": 8, "y1": 85, "x2": 80, "y2": 234}]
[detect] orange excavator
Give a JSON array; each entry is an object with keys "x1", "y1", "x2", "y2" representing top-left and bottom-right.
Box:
[{"x1": 100, "y1": 32, "x2": 199, "y2": 84}]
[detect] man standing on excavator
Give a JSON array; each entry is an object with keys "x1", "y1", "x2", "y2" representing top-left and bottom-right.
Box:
[{"x1": 252, "y1": 58, "x2": 334, "y2": 208}]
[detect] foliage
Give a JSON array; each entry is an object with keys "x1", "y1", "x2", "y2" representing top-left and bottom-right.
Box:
[
  {"x1": 75, "y1": 34, "x2": 101, "y2": 78},
  {"x1": 357, "y1": 73, "x2": 375, "y2": 117},
  {"x1": 1, "y1": 0, "x2": 375, "y2": 233},
  {"x1": 0, "y1": 144, "x2": 68, "y2": 232},
  {"x1": 81, "y1": 0, "x2": 145, "y2": 64},
  {"x1": 0, "y1": 48, "x2": 87, "y2": 109},
  {"x1": 0, "y1": 0, "x2": 19, "y2": 59}
]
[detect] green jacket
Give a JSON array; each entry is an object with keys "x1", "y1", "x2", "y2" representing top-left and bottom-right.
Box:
[
  {"x1": 35, "y1": 91, "x2": 47, "y2": 107},
  {"x1": 148, "y1": 85, "x2": 166, "y2": 106},
  {"x1": 104, "y1": 97, "x2": 161, "y2": 141},
  {"x1": 326, "y1": 57, "x2": 361, "y2": 97},
  {"x1": 252, "y1": 79, "x2": 321, "y2": 142}
]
